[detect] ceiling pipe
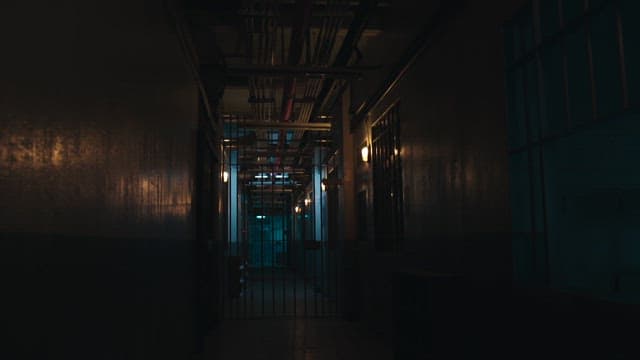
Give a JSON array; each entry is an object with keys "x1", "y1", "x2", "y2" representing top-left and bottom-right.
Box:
[
  {"x1": 292, "y1": 0, "x2": 378, "y2": 167},
  {"x1": 276, "y1": 0, "x2": 314, "y2": 166},
  {"x1": 280, "y1": 0, "x2": 314, "y2": 123}
]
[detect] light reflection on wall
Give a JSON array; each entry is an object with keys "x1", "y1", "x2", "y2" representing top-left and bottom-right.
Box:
[{"x1": 1, "y1": 124, "x2": 193, "y2": 235}]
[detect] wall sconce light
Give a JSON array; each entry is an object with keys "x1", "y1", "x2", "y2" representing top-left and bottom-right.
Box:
[
  {"x1": 360, "y1": 144, "x2": 369, "y2": 163},
  {"x1": 304, "y1": 197, "x2": 311, "y2": 206},
  {"x1": 295, "y1": 206, "x2": 301, "y2": 213},
  {"x1": 321, "y1": 179, "x2": 327, "y2": 192},
  {"x1": 223, "y1": 170, "x2": 229, "y2": 183}
]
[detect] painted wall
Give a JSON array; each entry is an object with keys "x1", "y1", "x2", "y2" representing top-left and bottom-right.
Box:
[
  {"x1": 1, "y1": 1, "x2": 202, "y2": 358},
  {"x1": 349, "y1": 0, "x2": 527, "y2": 336}
]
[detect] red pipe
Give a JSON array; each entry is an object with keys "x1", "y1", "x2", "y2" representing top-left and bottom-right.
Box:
[{"x1": 276, "y1": 0, "x2": 313, "y2": 166}]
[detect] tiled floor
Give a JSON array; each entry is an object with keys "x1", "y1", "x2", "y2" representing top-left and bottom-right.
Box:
[{"x1": 204, "y1": 318, "x2": 393, "y2": 360}]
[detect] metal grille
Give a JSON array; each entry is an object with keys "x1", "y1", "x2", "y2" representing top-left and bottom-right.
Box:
[
  {"x1": 371, "y1": 104, "x2": 403, "y2": 252},
  {"x1": 220, "y1": 120, "x2": 338, "y2": 319},
  {"x1": 505, "y1": 0, "x2": 639, "y2": 286}
]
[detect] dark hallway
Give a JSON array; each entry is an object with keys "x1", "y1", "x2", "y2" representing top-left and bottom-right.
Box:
[{"x1": 2, "y1": 0, "x2": 640, "y2": 359}]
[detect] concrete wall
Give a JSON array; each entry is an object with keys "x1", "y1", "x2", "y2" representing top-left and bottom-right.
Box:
[
  {"x1": 1, "y1": 1, "x2": 202, "y2": 358},
  {"x1": 349, "y1": 0, "x2": 527, "y2": 336}
]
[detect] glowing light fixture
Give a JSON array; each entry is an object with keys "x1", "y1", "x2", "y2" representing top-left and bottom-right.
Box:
[
  {"x1": 361, "y1": 145, "x2": 369, "y2": 162},
  {"x1": 304, "y1": 197, "x2": 311, "y2": 206},
  {"x1": 321, "y1": 180, "x2": 327, "y2": 192},
  {"x1": 394, "y1": 148, "x2": 399, "y2": 156},
  {"x1": 223, "y1": 171, "x2": 229, "y2": 183},
  {"x1": 295, "y1": 206, "x2": 301, "y2": 213},
  {"x1": 256, "y1": 215, "x2": 266, "y2": 220}
]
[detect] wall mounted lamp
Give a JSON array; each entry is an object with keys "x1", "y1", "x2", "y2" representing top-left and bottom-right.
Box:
[
  {"x1": 223, "y1": 170, "x2": 229, "y2": 183},
  {"x1": 360, "y1": 144, "x2": 369, "y2": 162}
]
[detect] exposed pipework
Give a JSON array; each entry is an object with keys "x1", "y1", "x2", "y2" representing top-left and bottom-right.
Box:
[
  {"x1": 293, "y1": 0, "x2": 378, "y2": 167},
  {"x1": 284, "y1": 1, "x2": 346, "y2": 161},
  {"x1": 313, "y1": 0, "x2": 378, "y2": 114},
  {"x1": 280, "y1": 0, "x2": 314, "y2": 124}
]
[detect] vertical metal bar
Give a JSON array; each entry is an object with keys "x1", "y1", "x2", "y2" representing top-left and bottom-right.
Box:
[
  {"x1": 292, "y1": 193, "x2": 297, "y2": 317},
  {"x1": 333, "y1": 165, "x2": 339, "y2": 315},
  {"x1": 534, "y1": 0, "x2": 552, "y2": 286},
  {"x1": 282, "y1": 165, "x2": 287, "y2": 315},
  {"x1": 314, "y1": 162, "x2": 319, "y2": 317},
  {"x1": 518, "y1": 10, "x2": 539, "y2": 278},
  {"x1": 334, "y1": 189, "x2": 339, "y2": 316},
  {"x1": 303, "y1": 198, "x2": 308, "y2": 317},
  {"x1": 249, "y1": 135, "x2": 255, "y2": 318},
  {"x1": 271, "y1": 166, "x2": 276, "y2": 315},
  {"x1": 235, "y1": 119, "x2": 240, "y2": 320},
  {"x1": 613, "y1": 0, "x2": 630, "y2": 109},
  {"x1": 229, "y1": 119, "x2": 234, "y2": 320},
  {"x1": 230, "y1": 118, "x2": 235, "y2": 320},
  {"x1": 248, "y1": 188, "x2": 254, "y2": 317},
  {"x1": 584, "y1": 0, "x2": 599, "y2": 120},
  {"x1": 222, "y1": 146, "x2": 227, "y2": 319},
  {"x1": 229, "y1": 145, "x2": 234, "y2": 318},
  {"x1": 328, "y1": 170, "x2": 334, "y2": 317},
  {"x1": 243, "y1": 126, "x2": 249, "y2": 318},
  {"x1": 559, "y1": 0, "x2": 573, "y2": 130},
  {"x1": 243, "y1": 178, "x2": 248, "y2": 318},
  {"x1": 261, "y1": 165, "x2": 265, "y2": 317},
  {"x1": 242, "y1": 127, "x2": 247, "y2": 318},
  {"x1": 320, "y1": 162, "x2": 326, "y2": 316},
  {"x1": 396, "y1": 107, "x2": 404, "y2": 252}
]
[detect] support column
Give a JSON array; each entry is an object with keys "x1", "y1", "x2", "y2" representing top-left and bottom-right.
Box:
[
  {"x1": 340, "y1": 85, "x2": 360, "y2": 320},
  {"x1": 229, "y1": 150, "x2": 239, "y2": 254},
  {"x1": 313, "y1": 147, "x2": 327, "y2": 243}
]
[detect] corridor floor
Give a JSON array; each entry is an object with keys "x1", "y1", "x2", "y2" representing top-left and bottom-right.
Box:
[
  {"x1": 222, "y1": 268, "x2": 337, "y2": 319},
  {"x1": 204, "y1": 318, "x2": 393, "y2": 360}
]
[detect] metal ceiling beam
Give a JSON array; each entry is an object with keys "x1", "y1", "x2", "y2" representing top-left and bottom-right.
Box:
[
  {"x1": 223, "y1": 65, "x2": 364, "y2": 79},
  {"x1": 236, "y1": 121, "x2": 331, "y2": 131}
]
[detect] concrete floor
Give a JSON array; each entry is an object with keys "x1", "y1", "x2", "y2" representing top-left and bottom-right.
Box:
[{"x1": 205, "y1": 318, "x2": 393, "y2": 360}]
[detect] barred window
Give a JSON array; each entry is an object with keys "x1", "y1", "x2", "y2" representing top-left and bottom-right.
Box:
[{"x1": 371, "y1": 104, "x2": 403, "y2": 252}]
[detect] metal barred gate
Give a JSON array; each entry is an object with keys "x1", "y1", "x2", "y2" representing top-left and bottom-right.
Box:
[{"x1": 220, "y1": 118, "x2": 339, "y2": 319}]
